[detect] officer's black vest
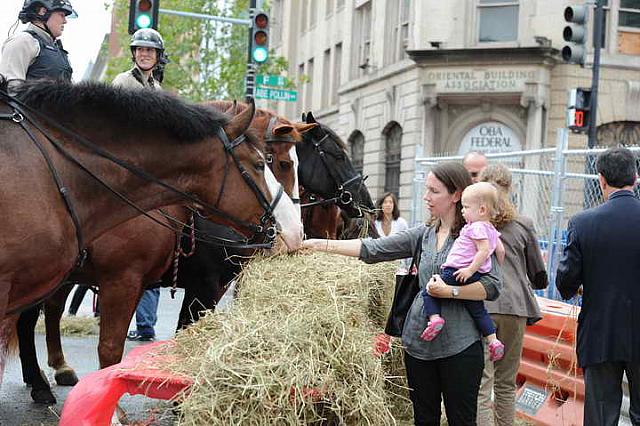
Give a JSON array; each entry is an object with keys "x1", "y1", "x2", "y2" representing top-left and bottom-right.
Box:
[{"x1": 24, "y1": 29, "x2": 73, "y2": 82}]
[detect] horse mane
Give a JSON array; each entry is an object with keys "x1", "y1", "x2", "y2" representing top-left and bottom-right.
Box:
[
  {"x1": 205, "y1": 100, "x2": 300, "y2": 145},
  {"x1": 14, "y1": 80, "x2": 229, "y2": 142},
  {"x1": 318, "y1": 124, "x2": 347, "y2": 152}
]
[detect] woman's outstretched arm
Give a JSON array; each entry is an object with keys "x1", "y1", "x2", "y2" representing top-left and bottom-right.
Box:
[{"x1": 302, "y1": 239, "x2": 363, "y2": 257}]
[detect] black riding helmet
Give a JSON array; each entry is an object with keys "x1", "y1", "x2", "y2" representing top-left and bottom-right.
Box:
[
  {"x1": 19, "y1": 0, "x2": 78, "y2": 24},
  {"x1": 130, "y1": 28, "x2": 166, "y2": 67}
]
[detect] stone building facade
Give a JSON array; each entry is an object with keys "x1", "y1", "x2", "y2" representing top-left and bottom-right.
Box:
[{"x1": 268, "y1": 0, "x2": 640, "y2": 217}]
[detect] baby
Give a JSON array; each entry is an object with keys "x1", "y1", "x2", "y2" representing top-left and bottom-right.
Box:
[{"x1": 421, "y1": 182, "x2": 506, "y2": 362}]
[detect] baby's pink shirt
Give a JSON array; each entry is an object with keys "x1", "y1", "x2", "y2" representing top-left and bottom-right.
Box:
[{"x1": 442, "y1": 221, "x2": 500, "y2": 273}]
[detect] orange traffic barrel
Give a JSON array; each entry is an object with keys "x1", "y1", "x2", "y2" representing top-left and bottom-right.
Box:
[{"x1": 515, "y1": 297, "x2": 584, "y2": 426}]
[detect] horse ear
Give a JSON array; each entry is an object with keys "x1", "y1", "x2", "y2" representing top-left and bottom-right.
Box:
[
  {"x1": 225, "y1": 98, "x2": 255, "y2": 140},
  {"x1": 306, "y1": 111, "x2": 316, "y2": 124},
  {"x1": 222, "y1": 100, "x2": 236, "y2": 115},
  {"x1": 301, "y1": 112, "x2": 307, "y2": 122},
  {"x1": 293, "y1": 122, "x2": 317, "y2": 135}
]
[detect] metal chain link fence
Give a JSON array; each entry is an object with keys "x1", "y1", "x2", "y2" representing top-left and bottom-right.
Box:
[{"x1": 411, "y1": 133, "x2": 640, "y2": 302}]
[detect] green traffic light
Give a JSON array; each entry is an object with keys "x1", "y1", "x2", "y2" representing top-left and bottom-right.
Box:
[
  {"x1": 136, "y1": 13, "x2": 152, "y2": 29},
  {"x1": 252, "y1": 46, "x2": 268, "y2": 63}
]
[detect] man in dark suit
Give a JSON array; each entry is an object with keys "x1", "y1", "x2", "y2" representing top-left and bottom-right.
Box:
[{"x1": 557, "y1": 147, "x2": 640, "y2": 426}]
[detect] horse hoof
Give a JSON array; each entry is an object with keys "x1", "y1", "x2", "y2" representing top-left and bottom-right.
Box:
[
  {"x1": 55, "y1": 368, "x2": 79, "y2": 386},
  {"x1": 31, "y1": 388, "x2": 57, "y2": 405}
]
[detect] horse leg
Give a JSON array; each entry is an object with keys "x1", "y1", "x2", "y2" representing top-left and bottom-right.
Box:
[
  {"x1": 0, "y1": 315, "x2": 18, "y2": 389},
  {"x1": 44, "y1": 284, "x2": 77, "y2": 385},
  {"x1": 98, "y1": 275, "x2": 143, "y2": 369},
  {"x1": 17, "y1": 305, "x2": 56, "y2": 404},
  {"x1": 176, "y1": 272, "x2": 220, "y2": 331}
]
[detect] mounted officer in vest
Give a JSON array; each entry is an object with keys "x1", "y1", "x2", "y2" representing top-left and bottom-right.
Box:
[
  {"x1": 113, "y1": 28, "x2": 166, "y2": 90},
  {"x1": 0, "y1": 0, "x2": 77, "y2": 94}
]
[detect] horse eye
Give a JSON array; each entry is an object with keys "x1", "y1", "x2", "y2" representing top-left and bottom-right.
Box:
[
  {"x1": 255, "y1": 161, "x2": 265, "y2": 171},
  {"x1": 279, "y1": 160, "x2": 292, "y2": 170}
]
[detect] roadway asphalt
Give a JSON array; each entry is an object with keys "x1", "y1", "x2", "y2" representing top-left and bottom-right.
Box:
[{"x1": 0, "y1": 287, "x2": 190, "y2": 426}]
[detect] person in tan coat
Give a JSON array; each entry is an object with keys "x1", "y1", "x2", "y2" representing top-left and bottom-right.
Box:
[{"x1": 476, "y1": 164, "x2": 548, "y2": 426}]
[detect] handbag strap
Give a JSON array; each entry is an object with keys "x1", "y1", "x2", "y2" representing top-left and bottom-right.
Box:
[{"x1": 408, "y1": 233, "x2": 424, "y2": 272}]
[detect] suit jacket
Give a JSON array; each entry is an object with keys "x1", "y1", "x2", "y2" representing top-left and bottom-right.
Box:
[{"x1": 556, "y1": 190, "x2": 640, "y2": 368}]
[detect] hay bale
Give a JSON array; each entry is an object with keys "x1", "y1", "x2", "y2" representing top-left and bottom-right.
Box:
[
  {"x1": 165, "y1": 252, "x2": 403, "y2": 425},
  {"x1": 35, "y1": 314, "x2": 99, "y2": 336}
]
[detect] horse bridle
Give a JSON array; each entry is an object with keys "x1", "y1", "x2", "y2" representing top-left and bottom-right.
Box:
[
  {"x1": 0, "y1": 92, "x2": 284, "y2": 260},
  {"x1": 301, "y1": 131, "x2": 367, "y2": 215}
]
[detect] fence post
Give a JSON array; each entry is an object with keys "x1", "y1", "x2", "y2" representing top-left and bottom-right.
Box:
[{"x1": 545, "y1": 128, "x2": 568, "y2": 299}]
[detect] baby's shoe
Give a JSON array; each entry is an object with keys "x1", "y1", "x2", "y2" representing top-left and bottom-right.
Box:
[
  {"x1": 488, "y1": 340, "x2": 505, "y2": 361},
  {"x1": 420, "y1": 317, "x2": 445, "y2": 341}
]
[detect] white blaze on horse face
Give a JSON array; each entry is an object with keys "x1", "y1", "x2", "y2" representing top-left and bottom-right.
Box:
[
  {"x1": 264, "y1": 166, "x2": 303, "y2": 251},
  {"x1": 289, "y1": 145, "x2": 301, "y2": 218}
]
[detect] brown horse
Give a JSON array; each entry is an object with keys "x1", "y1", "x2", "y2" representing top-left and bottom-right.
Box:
[
  {"x1": 17, "y1": 102, "x2": 314, "y2": 404},
  {"x1": 300, "y1": 189, "x2": 341, "y2": 239},
  {"x1": 0, "y1": 79, "x2": 302, "y2": 386}
]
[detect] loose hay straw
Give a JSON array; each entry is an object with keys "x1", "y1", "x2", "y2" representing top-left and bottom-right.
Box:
[{"x1": 165, "y1": 251, "x2": 406, "y2": 425}]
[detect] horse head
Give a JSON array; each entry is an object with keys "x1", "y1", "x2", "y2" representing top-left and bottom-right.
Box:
[
  {"x1": 297, "y1": 111, "x2": 375, "y2": 218},
  {"x1": 215, "y1": 100, "x2": 303, "y2": 251}
]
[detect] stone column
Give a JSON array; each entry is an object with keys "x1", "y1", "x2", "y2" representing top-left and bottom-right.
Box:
[{"x1": 520, "y1": 82, "x2": 548, "y2": 231}]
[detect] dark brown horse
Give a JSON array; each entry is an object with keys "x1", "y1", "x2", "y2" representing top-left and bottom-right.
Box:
[
  {"x1": 0, "y1": 79, "x2": 302, "y2": 387},
  {"x1": 17, "y1": 102, "x2": 314, "y2": 403},
  {"x1": 300, "y1": 189, "x2": 341, "y2": 239}
]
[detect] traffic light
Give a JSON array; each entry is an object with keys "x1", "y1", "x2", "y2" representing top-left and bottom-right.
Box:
[
  {"x1": 128, "y1": 0, "x2": 160, "y2": 35},
  {"x1": 251, "y1": 11, "x2": 269, "y2": 63},
  {"x1": 567, "y1": 88, "x2": 591, "y2": 133},
  {"x1": 562, "y1": 5, "x2": 589, "y2": 65}
]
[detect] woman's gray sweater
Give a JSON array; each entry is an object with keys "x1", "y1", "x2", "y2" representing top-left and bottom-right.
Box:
[{"x1": 360, "y1": 224, "x2": 502, "y2": 361}]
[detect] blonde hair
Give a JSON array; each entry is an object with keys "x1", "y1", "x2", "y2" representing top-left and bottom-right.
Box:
[
  {"x1": 478, "y1": 164, "x2": 517, "y2": 229},
  {"x1": 464, "y1": 182, "x2": 498, "y2": 218}
]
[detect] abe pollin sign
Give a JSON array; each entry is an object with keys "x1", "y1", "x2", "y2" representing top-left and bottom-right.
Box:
[{"x1": 458, "y1": 122, "x2": 522, "y2": 155}]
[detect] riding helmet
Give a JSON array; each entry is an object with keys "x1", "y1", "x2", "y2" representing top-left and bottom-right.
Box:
[
  {"x1": 130, "y1": 28, "x2": 165, "y2": 52},
  {"x1": 19, "y1": 0, "x2": 78, "y2": 24}
]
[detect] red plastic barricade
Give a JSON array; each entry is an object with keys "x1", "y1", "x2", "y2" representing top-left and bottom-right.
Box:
[
  {"x1": 59, "y1": 341, "x2": 192, "y2": 426},
  {"x1": 515, "y1": 297, "x2": 584, "y2": 426}
]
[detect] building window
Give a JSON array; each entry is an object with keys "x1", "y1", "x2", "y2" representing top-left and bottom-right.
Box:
[
  {"x1": 322, "y1": 49, "x2": 331, "y2": 108},
  {"x1": 384, "y1": 123, "x2": 402, "y2": 197},
  {"x1": 331, "y1": 43, "x2": 342, "y2": 105},
  {"x1": 618, "y1": 0, "x2": 640, "y2": 54},
  {"x1": 385, "y1": 0, "x2": 411, "y2": 65},
  {"x1": 326, "y1": 0, "x2": 335, "y2": 17},
  {"x1": 352, "y1": 1, "x2": 372, "y2": 78},
  {"x1": 349, "y1": 131, "x2": 365, "y2": 176},
  {"x1": 306, "y1": 58, "x2": 314, "y2": 111},
  {"x1": 620, "y1": 0, "x2": 640, "y2": 27},
  {"x1": 478, "y1": 0, "x2": 519, "y2": 43}
]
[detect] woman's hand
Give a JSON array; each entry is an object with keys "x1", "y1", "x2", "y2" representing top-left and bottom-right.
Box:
[{"x1": 426, "y1": 274, "x2": 451, "y2": 298}]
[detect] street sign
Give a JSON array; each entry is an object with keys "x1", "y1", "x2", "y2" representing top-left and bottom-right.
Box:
[
  {"x1": 255, "y1": 87, "x2": 298, "y2": 102},
  {"x1": 256, "y1": 74, "x2": 288, "y2": 87}
]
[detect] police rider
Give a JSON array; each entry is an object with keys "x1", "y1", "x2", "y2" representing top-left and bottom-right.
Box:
[
  {"x1": 0, "y1": 0, "x2": 77, "y2": 93},
  {"x1": 113, "y1": 28, "x2": 166, "y2": 90}
]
